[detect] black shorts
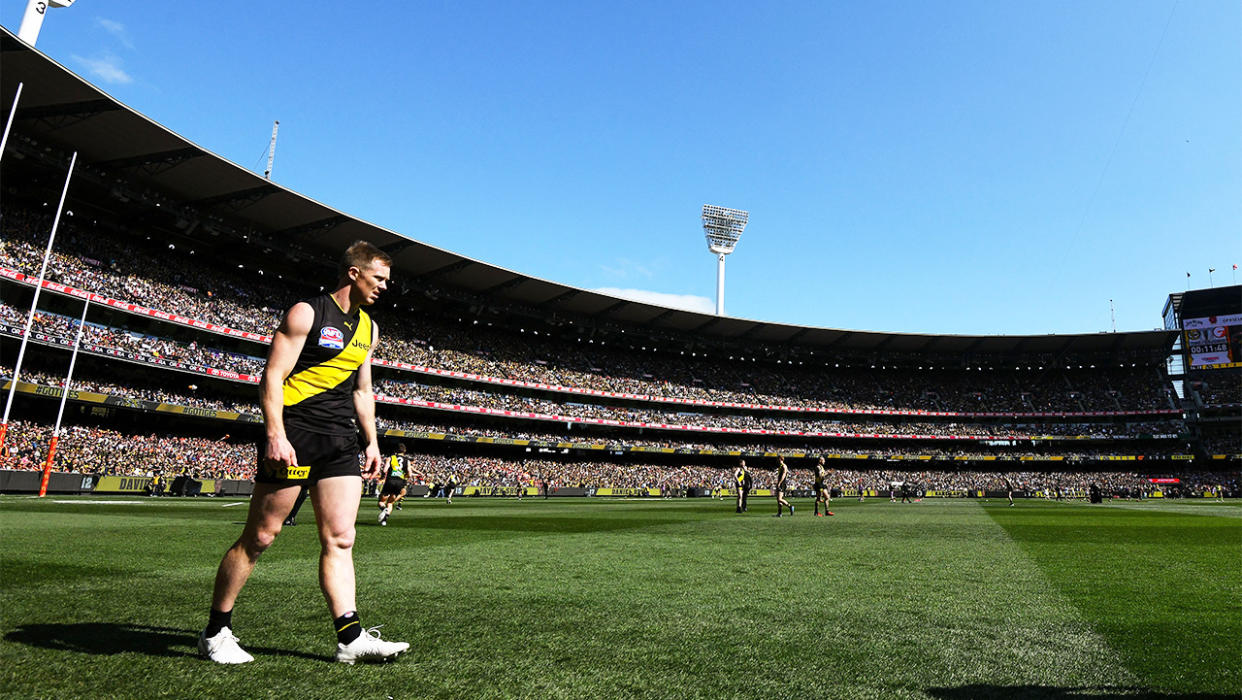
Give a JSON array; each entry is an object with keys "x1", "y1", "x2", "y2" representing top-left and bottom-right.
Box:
[
  {"x1": 380, "y1": 477, "x2": 407, "y2": 496},
  {"x1": 255, "y1": 426, "x2": 360, "y2": 486}
]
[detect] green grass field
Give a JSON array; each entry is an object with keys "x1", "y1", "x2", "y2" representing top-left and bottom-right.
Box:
[{"x1": 1, "y1": 495, "x2": 1239, "y2": 699}]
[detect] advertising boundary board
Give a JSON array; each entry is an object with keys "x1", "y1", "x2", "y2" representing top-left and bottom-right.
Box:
[
  {"x1": 0, "y1": 473, "x2": 1229, "y2": 500},
  {"x1": 0, "y1": 473, "x2": 255, "y2": 496},
  {"x1": 0, "y1": 470, "x2": 98, "y2": 494}
]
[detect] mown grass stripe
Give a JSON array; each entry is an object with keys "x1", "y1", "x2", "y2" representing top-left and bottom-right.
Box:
[{"x1": 985, "y1": 500, "x2": 1242, "y2": 695}]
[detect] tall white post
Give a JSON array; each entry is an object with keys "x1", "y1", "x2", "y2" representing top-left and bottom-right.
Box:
[
  {"x1": 38, "y1": 296, "x2": 87, "y2": 497},
  {"x1": 1, "y1": 151, "x2": 77, "y2": 431},
  {"x1": 52, "y1": 298, "x2": 90, "y2": 435},
  {"x1": 18, "y1": 0, "x2": 77, "y2": 46},
  {"x1": 0, "y1": 82, "x2": 23, "y2": 164},
  {"x1": 17, "y1": 1, "x2": 49, "y2": 44},
  {"x1": 264, "y1": 120, "x2": 280, "y2": 179},
  {"x1": 716, "y1": 254, "x2": 726, "y2": 316}
]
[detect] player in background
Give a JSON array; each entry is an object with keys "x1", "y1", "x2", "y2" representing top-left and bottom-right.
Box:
[
  {"x1": 283, "y1": 485, "x2": 310, "y2": 527},
  {"x1": 378, "y1": 443, "x2": 419, "y2": 526},
  {"x1": 1005, "y1": 479, "x2": 1015, "y2": 507},
  {"x1": 444, "y1": 470, "x2": 457, "y2": 504},
  {"x1": 741, "y1": 462, "x2": 752, "y2": 512},
  {"x1": 734, "y1": 460, "x2": 746, "y2": 513},
  {"x1": 774, "y1": 456, "x2": 794, "y2": 517},
  {"x1": 199, "y1": 241, "x2": 407, "y2": 665},
  {"x1": 813, "y1": 456, "x2": 834, "y2": 517}
]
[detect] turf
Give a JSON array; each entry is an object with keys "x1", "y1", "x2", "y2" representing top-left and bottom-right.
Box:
[{"x1": 0, "y1": 495, "x2": 1238, "y2": 699}]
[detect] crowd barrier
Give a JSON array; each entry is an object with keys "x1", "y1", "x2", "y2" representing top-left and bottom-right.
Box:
[
  {"x1": 0, "y1": 470, "x2": 98, "y2": 494},
  {"x1": 0, "y1": 471, "x2": 254, "y2": 496}
]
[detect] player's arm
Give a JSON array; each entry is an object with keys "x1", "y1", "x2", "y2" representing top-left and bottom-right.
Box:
[
  {"x1": 354, "y1": 323, "x2": 381, "y2": 479},
  {"x1": 260, "y1": 302, "x2": 313, "y2": 466}
]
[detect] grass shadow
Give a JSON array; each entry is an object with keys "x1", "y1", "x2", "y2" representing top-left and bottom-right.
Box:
[
  {"x1": 4, "y1": 623, "x2": 325, "y2": 662},
  {"x1": 926, "y1": 684, "x2": 1240, "y2": 699}
]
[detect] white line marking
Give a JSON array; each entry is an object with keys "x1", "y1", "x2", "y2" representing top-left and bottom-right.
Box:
[
  {"x1": 50, "y1": 499, "x2": 148, "y2": 505},
  {"x1": 222, "y1": 501, "x2": 247, "y2": 507}
]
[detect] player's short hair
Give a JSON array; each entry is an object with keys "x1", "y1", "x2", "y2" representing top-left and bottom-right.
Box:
[
  {"x1": 395, "y1": 442, "x2": 407, "y2": 453},
  {"x1": 339, "y1": 240, "x2": 392, "y2": 277}
]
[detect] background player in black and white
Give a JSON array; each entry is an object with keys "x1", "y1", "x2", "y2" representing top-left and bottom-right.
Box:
[
  {"x1": 813, "y1": 456, "x2": 834, "y2": 517},
  {"x1": 774, "y1": 455, "x2": 794, "y2": 517}
]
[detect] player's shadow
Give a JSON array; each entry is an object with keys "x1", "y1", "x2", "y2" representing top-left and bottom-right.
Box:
[
  {"x1": 5, "y1": 623, "x2": 323, "y2": 661},
  {"x1": 926, "y1": 684, "x2": 1237, "y2": 699}
]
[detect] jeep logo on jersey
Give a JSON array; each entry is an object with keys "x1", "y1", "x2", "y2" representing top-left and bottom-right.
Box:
[{"x1": 318, "y1": 326, "x2": 345, "y2": 350}]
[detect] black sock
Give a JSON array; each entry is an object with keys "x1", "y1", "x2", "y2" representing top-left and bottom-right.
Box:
[
  {"x1": 335, "y1": 611, "x2": 362, "y2": 645},
  {"x1": 206, "y1": 608, "x2": 232, "y2": 637}
]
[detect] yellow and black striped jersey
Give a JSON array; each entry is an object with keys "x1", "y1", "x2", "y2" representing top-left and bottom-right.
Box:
[
  {"x1": 385, "y1": 454, "x2": 412, "y2": 481},
  {"x1": 282, "y1": 295, "x2": 373, "y2": 435}
]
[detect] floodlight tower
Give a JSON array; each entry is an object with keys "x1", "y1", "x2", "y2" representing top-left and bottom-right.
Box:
[{"x1": 702, "y1": 204, "x2": 749, "y2": 316}]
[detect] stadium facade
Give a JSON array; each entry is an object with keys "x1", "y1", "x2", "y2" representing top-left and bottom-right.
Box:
[{"x1": 1, "y1": 28, "x2": 1237, "y2": 497}]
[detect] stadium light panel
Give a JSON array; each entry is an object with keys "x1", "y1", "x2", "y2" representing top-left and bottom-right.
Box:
[
  {"x1": 702, "y1": 205, "x2": 749, "y2": 254},
  {"x1": 702, "y1": 204, "x2": 749, "y2": 315}
]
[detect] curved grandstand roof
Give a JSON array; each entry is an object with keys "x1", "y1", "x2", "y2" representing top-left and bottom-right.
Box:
[{"x1": 0, "y1": 29, "x2": 1177, "y2": 358}]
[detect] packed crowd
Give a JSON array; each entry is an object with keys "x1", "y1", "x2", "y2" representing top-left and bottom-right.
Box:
[
  {"x1": 409, "y1": 455, "x2": 771, "y2": 492},
  {"x1": 1200, "y1": 434, "x2": 1242, "y2": 455},
  {"x1": 0, "y1": 303, "x2": 267, "y2": 376},
  {"x1": 1186, "y1": 378, "x2": 1242, "y2": 407},
  {"x1": 1, "y1": 207, "x2": 1178, "y2": 417},
  {"x1": 380, "y1": 379, "x2": 1185, "y2": 438},
  {"x1": 0, "y1": 365, "x2": 261, "y2": 417},
  {"x1": 1, "y1": 208, "x2": 288, "y2": 335},
  {"x1": 376, "y1": 420, "x2": 1195, "y2": 460},
  {"x1": 2, "y1": 303, "x2": 1185, "y2": 440},
  {"x1": 0, "y1": 420, "x2": 254, "y2": 479},
  {"x1": 374, "y1": 332, "x2": 1175, "y2": 414},
  {"x1": 0, "y1": 363, "x2": 1194, "y2": 458},
  {"x1": 4, "y1": 418, "x2": 1233, "y2": 496}
]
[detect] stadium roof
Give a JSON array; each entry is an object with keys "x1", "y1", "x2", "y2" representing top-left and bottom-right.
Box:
[{"x1": 0, "y1": 29, "x2": 1177, "y2": 359}]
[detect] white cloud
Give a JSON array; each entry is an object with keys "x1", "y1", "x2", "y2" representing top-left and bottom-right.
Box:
[
  {"x1": 96, "y1": 18, "x2": 134, "y2": 49},
  {"x1": 592, "y1": 287, "x2": 715, "y2": 314},
  {"x1": 599, "y1": 257, "x2": 657, "y2": 281},
  {"x1": 71, "y1": 53, "x2": 133, "y2": 85}
]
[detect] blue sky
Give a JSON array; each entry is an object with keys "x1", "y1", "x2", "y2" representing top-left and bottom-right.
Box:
[{"x1": 4, "y1": 1, "x2": 1238, "y2": 335}]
